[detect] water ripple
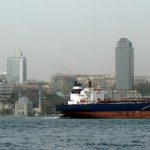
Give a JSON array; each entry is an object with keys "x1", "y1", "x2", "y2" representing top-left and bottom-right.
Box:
[{"x1": 0, "y1": 117, "x2": 150, "y2": 149}]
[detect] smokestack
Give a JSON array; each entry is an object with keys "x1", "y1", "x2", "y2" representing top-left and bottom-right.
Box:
[{"x1": 88, "y1": 80, "x2": 92, "y2": 88}]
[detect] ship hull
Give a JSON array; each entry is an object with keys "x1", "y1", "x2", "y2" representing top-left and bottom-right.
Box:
[
  {"x1": 56, "y1": 102, "x2": 150, "y2": 119},
  {"x1": 62, "y1": 111, "x2": 150, "y2": 119}
]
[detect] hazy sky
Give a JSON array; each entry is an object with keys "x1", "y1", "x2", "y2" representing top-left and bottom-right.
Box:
[{"x1": 0, "y1": 0, "x2": 150, "y2": 81}]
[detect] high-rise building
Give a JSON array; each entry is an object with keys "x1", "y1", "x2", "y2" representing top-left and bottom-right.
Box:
[
  {"x1": 115, "y1": 38, "x2": 134, "y2": 91},
  {"x1": 7, "y1": 50, "x2": 27, "y2": 83}
]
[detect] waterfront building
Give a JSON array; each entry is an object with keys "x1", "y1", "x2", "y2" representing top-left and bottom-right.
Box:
[
  {"x1": 15, "y1": 96, "x2": 33, "y2": 116},
  {"x1": 0, "y1": 82, "x2": 13, "y2": 98},
  {"x1": 7, "y1": 50, "x2": 27, "y2": 83},
  {"x1": 50, "y1": 74, "x2": 76, "y2": 94},
  {"x1": 87, "y1": 74, "x2": 115, "y2": 90},
  {"x1": 50, "y1": 74, "x2": 115, "y2": 95},
  {"x1": 0, "y1": 99, "x2": 14, "y2": 112},
  {"x1": 134, "y1": 76, "x2": 150, "y2": 87},
  {"x1": 0, "y1": 72, "x2": 7, "y2": 82},
  {"x1": 115, "y1": 38, "x2": 134, "y2": 92}
]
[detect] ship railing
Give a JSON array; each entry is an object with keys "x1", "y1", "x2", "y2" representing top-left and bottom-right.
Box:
[
  {"x1": 141, "y1": 105, "x2": 150, "y2": 111},
  {"x1": 97, "y1": 99, "x2": 150, "y2": 104}
]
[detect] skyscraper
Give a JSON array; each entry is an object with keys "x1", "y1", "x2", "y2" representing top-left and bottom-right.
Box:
[
  {"x1": 7, "y1": 50, "x2": 27, "y2": 83},
  {"x1": 115, "y1": 38, "x2": 134, "y2": 91}
]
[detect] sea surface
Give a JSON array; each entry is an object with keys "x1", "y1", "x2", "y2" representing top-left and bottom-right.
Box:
[{"x1": 0, "y1": 117, "x2": 150, "y2": 150}]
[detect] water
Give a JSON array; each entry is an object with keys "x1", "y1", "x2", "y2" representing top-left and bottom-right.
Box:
[{"x1": 0, "y1": 117, "x2": 150, "y2": 150}]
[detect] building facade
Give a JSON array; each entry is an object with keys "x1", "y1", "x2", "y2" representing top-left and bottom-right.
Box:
[
  {"x1": 50, "y1": 74, "x2": 76, "y2": 94},
  {"x1": 76, "y1": 74, "x2": 115, "y2": 89},
  {"x1": 50, "y1": 74, "x2": 115, "y2": 95},
  {"x1": 7, "y1": 50, "x2": 27, "y2": 83},
  {"x1": 15, "y1": 96, "x2": 33, "y2": 116},
  {"x1": 0, "y1": 82, "x2": 13, "y2": 98},
  {"x1": 115, "y1": 38, "x2": 134, "y2": 91},
  {"x1": 0, "y1": 99, "x2": 14, "y2": 113}
]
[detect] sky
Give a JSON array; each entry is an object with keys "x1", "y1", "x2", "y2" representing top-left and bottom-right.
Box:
[{"x1": 0, "y1": 0, "x2": 150, "y2": 81}]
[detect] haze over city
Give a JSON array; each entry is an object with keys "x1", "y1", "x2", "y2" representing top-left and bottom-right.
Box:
[{"x1": 0, "y1": 0, "x2": 150, "y2": 81}]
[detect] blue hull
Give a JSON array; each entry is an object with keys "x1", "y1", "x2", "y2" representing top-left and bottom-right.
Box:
[
  {"x1": 57, "y1": 102, "x2": 150, "y2": 112},
  {"x1": 56, "y1": 102, "x2": 150, "y2": 118}
]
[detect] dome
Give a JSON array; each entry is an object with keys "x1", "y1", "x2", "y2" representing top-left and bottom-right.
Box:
[{"x1": 18, "y1": 96, "x2": 30, "y2": 102}]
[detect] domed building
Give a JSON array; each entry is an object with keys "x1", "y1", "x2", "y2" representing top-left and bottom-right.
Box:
[{"x1": 15, "y1": 96, "x2": 33, "y2": 116}]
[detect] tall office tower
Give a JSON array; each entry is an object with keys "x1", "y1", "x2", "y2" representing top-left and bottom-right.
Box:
[
  {"x1": 115, "y1": 38, "x2": 134, "y2": 91},
  {"x1": 7, "y1": 50, "x2": 27, "y2": 83}
]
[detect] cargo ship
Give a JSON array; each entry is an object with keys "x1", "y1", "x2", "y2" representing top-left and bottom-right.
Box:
[{"x1": 56, "y1": 81, "x2": 150, "y2": 118}]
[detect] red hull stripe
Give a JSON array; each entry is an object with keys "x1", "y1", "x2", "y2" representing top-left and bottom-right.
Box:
[{"x1": 63, "y1": 111, "x2": 150, "y2": 119}]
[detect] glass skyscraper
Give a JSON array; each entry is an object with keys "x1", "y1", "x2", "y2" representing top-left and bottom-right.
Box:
[
  {"x1": 7, "y1": 50, "x2": 27, "y2": 83},
  {"x1": 115, "y1": 38, "x2": 134, "y2": 91}
]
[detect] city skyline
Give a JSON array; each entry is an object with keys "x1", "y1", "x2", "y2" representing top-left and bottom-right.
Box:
[{"x1": 0, "y1": 1, "x2": 150, "y2": 81}]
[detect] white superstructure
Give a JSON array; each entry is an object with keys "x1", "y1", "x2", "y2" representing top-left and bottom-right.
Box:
[{"x1": 68, "y1": 81, "x2": 109, "y2": 105}]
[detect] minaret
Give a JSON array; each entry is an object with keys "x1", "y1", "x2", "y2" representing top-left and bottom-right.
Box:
[
  {"x1": 19, "y1": 86, "x2": 21, "y2": 98},
  {"x1": 38, "y1": 89, "x2": 42, "y2": 113}
]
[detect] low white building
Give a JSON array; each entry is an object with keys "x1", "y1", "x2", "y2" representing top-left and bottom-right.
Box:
[
  {"x1": 15, "y1": 96, "x2": 33, "y2": 116},
  {"x1": 0, "y1": 100, "x2": 14, "y2": 111}
]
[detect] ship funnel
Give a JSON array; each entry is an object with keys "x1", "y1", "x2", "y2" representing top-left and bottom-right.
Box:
[{"x1": 88, "y1": 80, "x2": 92, "y2": 88}]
